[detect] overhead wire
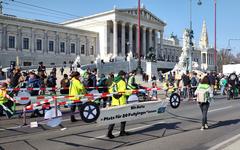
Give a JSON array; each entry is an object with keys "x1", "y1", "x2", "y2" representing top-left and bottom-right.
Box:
[
  {"x1": 4, "y1": 7, "x2": 72, "y2": 20},
  {"x1": 8, "y1": 0, "x2": 80, "y2": 18},
  {"x1": 3, "y1": 1, "x2": 75, "y2": 18},
  {"x1": 2, "y1": 3, "x2": 73, "y2": 20}
]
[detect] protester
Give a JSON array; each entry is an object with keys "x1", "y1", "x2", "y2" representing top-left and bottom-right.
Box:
[
  {"x1": 195, "y1": 76, "x2": 213, "y2": 130},
  {"x1": 107, "y1": 70, "x2": 129, "y2": 139},
  {"x1": 190, "y1": 72, "x2": 198, "y2": 99},
  {"x1": 149, "y1": 82, "x2": 158, "y2": 100},
  {"x1": 69, "y1": 71, "x2": 86, "y2": 122},
  {"x1": 37, "y1": 62, "x2": 46, "y2": 75},
  {"x1": 97, "y1": 74, "x2": 108, "y2": 108},
  {"x1": 9, "y1": 67, "x2": 22, "y2": 88},
  {"x1": 0, "y1": 67, "x2": 6, "y2": 80},
  {"x1": 220, "y1": 76, "x2": 227, "y2": 95},
  {"x1": 181, "y1": 71, "x2": 190, "y2": 99},
  {"x1": 60, "y1": 74, "x2": 70, "y2": 95},
  {"x1": 60, "y1": 67, "x2": 64, "y2": 76},
  {"x1": 46, "y1": 72, "x2": 57, "y2": 94},
  {"x1": 0, "y1": 82, "x2": 14, "y2": 118},
  {"x1": 127, "y1": 70, "x2": 138, "y2": 90},
  {"x1": 26, "y1": 72, "x2": 43, "y2": 118}
]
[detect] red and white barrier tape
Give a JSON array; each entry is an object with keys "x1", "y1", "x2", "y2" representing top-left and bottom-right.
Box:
[
  {"x1": 7, "y1": 86, "x2": 108, "y2": 92},
  {"x1": 15, "y1": 88, "x2": 160, "y2": 102}
]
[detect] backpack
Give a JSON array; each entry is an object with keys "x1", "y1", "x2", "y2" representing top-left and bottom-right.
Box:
[
  {"x1": 110, "y1": 81, "x2": 122, "y2": 99},
  {"x1": 28, "y1": 79, "x2": 40, "y2": 96},
  {"x1": 47, "y1": 76, "x2": 56, "y2": 87},
  {"x1": 196, "y1": 89, "x2": 210, "y2": 103}
]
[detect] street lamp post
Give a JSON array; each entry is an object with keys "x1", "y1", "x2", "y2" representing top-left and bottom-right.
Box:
[
  {"x1": 188, "y1": 0, "x2": 202, "y2": 72},
  {"x1": 136, "y1": 0, "x2": 143, "y2": 74},
  {"x1": 214, "y1": 0, "x2": 217, "y2": 71}
]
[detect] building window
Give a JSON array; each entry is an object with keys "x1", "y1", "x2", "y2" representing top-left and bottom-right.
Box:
[
  {"x1": 49, "y1": 41, "x2": 54, "y2": 52},
  {"x1": 71, "y1": 43, "x2": 76, "y2": 53},
  {"x1": 36, "y1": 39, "x2": 42, "y2": 51},
  {"x1": 172, "y1": 56, "x2": 174, "y2": 62},
  {"x1": 90, "y1": 46, "x2": 94, "y2": 55},
  {"x1": 60, "y1": 42, "x2": 65, "y2": 53},
  {"x1": 8, "y1": 36, "x2": 15, "y2": 48},
  {"x1": 23, "y1": 38, "x2": 29, "y2": 49},
  {"x1": 23, "y1": 62, "x2": 32, "y2": 66},
  {"x1": 81, "y1": 45, "x2": 85, "y2": 54}
]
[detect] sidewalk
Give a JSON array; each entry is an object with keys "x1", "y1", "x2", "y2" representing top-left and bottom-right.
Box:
[
  {"x1": 209, "y1": 133, "x2": 240, "y2": 150},
  {"x1": 223, "y1": 139, "x2": 240, "y2": 150}
]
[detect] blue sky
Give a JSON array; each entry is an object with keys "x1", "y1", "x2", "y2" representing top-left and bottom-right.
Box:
[{"x1": 3, "y1": 0, "x2": 240, "y2": 54}]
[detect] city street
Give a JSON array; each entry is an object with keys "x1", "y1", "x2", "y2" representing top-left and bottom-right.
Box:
[{"x1": 1, "y1": 95, "x2": 240, "y2": 150}]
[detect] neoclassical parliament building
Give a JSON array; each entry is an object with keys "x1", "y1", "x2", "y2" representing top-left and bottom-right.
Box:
[{"x1": 0, "y1": 7, "x2": 215, "y2": 71}]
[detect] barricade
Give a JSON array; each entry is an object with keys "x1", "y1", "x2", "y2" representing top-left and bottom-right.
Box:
[{"x1": 3, "y1": 87, "x2": 171, "y2": 128}]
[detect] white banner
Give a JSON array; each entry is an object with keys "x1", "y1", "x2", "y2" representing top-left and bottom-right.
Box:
[{"x1": 97, "y1": 101, "x2": 168, "y2": 125}]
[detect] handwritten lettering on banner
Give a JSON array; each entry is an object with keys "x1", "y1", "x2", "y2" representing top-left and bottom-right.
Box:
[{"x1": 97, "y1": 101, "x2": 168, "y2": 125}]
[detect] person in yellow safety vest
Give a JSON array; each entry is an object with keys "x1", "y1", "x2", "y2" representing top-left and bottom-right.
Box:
[
  {"x1": 127, "y1": 70, "x2": 138, "y2": 90},
  {"x1": 0, "y1": 82, "x2": 14, "y2": 118},
  {"x1": 107, "y1": 70, "x2": 130, "y2": 139},
  {"x1": 69, "y1": 71, "x2": 86, "y2": 122}
]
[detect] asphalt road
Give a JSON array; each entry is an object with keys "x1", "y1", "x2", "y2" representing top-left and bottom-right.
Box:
[{"x1": 1, "y1": 95, "x2": 240, "y2": 150}]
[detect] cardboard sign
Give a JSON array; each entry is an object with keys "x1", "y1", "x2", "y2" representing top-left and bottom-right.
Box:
[{"x1": 97, "y1": 101, "x2": 168, "y2": 125}]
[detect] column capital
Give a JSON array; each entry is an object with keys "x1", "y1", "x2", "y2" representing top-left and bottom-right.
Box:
[
  {"x1": 113, "y1": 20, "x2": 119, "y2": 24},
  {"x1": 142, "y1": 26, "x2": 146, "y2": 30},
  {"x1": 128, "y1": 23, "x2": 133, "y2": 28},
  {"x1": 121, "y1": 21, "x2": 126, "y2": 26}
]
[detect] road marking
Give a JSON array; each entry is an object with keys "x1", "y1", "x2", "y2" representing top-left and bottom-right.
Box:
[
  {"x1": 0, "y1": 117, "x2": 82, "y2": 131},
  {"x1": 209, "y1": 106, "x2": 232, "y2": 113},
  {"x1": 208, "y1": 133, "x2": 240, "y2": 150},
  {"x1": 91, "y1": 121, "x2": 165, "y2": 139},
  {"x1": 0, "y1": 125, "x2": 23, "y2": 131}
]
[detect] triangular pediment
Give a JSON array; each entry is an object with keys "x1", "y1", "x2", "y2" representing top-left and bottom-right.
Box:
[{"x1": 118, "y1": 8, "x2": 166, "y2": 26}]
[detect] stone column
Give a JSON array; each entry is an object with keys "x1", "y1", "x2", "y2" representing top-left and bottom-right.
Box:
[
  {"x1": 136, "y1": 25, "x2": 139, "y2": 57},
  {"x1": 85, "y1": 36, "x2": 89, "y2": 56},
  {"x1": 149, "y1": 29, "x2": 152, "y2": 48},
  {"x1": 55, "y1": 32, "x2": 59, "y2": 54},
  {"x1": 154, "y1": 30, "x2": 158, "y2": 59},
  {"x1": 66, "y1": 34, "x2": 70, "y2": 55},
  {"x1": 103, "y1": 21, "x2": 108, "y2": 55},
  {"x1": 121, "y1": 22, "x2": 125, "y2": 57},
  {"x1": 129, "y1": 23, "x2": 133, "y2": 54},
  {"x1": 31, "y1": 28, "x2": 35, "y2": 53},
  {"x1": 2, "y1": 24, "x2": 7, "y2": 50},
  {"x1": 142, "y1": 27, "x2": 146, "y2": 58},
  {"x1": 17, "y1": 26, "x2": 22, "y2": 52},
  {"x1": 76, "y1": 34, "x2": 80, "y2": 55},
  {"x1": 159, "y1": 31, "x2": 163, "y2": 58},
  {"x1": 96, "y1": 35, "x2": 100, "y2": 56},
  {"x1": 44, "y1": 30, "x2": 48, "y2": 54},
  {"x1": 113, "y1": 20, "x2": 118, "y2": 57}
]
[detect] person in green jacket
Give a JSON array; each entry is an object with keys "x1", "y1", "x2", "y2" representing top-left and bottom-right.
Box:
[
  {"x1": 0, "y1": 82, "x2": 14, "y2": 118},
  {"x1": 220, "y1": 76, "x2": 227, "y2": 95},
  {"x1": 127, "y1": 70, "x2": 138, "y2": 90},
  {"x1": 107, "y1": 70, "x2": 130, "y2": 139},
  {"x1": 195, "y1": 76, "x2": 213, "y2": 130}
]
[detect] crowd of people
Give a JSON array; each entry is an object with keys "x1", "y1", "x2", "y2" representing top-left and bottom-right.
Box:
[
  {"x1": 161, "y1": 70, "x2": 240, "y2": 100},
  {"x1": 0, "y1": 62, "x2": 240, "y2": 135}
]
